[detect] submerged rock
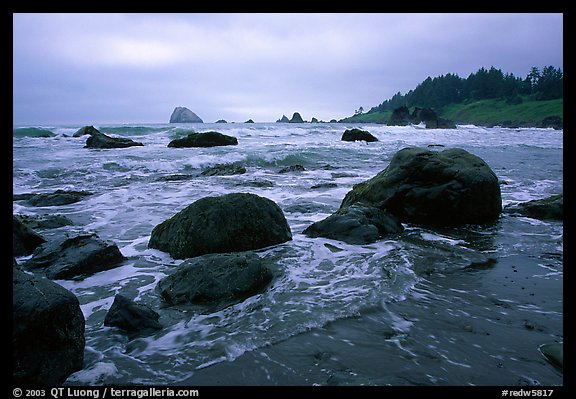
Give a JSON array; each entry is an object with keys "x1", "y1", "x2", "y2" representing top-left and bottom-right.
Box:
[
  {"x1": 156, "y1": 252, "x2": 273, "y2": 308},
  {"x1": 504, "y1": 194, "x2": 563, "y2": 221},
  {"x1": 15, "y1": 214, "x2": 73, "y2": 230},
  {"x1": 167, "y1": 131, "x2": 238, "y2": 148},
  {"x1": 341, "y1": 147, "x2": 502, "y2": 227},
  {"x1": 149, "y1": 193, "x2": 292, "y2": 259},
  {"x1": 279, "y1": 164, "x2": 306, "y2": 174},
  {"x1": 85, "y1": 131, "x2": 144, "y2": 149},
  {"x1": 201, "y1": 163, "x2": 246, "y2": 176},
  {"x1": 104, "y1": 294, "x2": 162, "y2": 337},
  {"x1": 169, "y1": 107, "x2": 203, "y2": 123},
  {"x1": 13, "y1": 216, "x2": 46, "y2": 256},
  {"x1": 341, "y1": 128, "x2": 378, "y2": 142},
  {"x1": 16, "y1": 189, "x2": 93, "y2": 207},
  {"x1": 303, "y1": 204, "x2": 403, "y2": 244},
  {"x1": 13, "y1": 269, "x2": 85, "y2": 385},
  {"x1": 24, "y1": 233, "x2": 126, "y2": 280}
]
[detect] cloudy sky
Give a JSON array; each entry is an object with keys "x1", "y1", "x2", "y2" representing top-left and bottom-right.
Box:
[{"x1": 13, "y1": 13, "x2": 563, "y2": 125}]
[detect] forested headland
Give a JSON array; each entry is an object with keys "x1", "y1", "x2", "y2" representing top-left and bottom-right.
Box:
[{"x1": 341, "y1": 66, "x2": 563, "y2": 128}]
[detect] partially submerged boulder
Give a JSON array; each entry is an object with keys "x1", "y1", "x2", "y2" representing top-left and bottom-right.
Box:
[
  {"x1": 341, "y1": 147, "x2": 502, "y2": 226},
  {"x1": 104, "y1": 294, "x2": 162, "y2": 337},
  {"x1": 13, "y1": 269, "x2": 85, "y2": 385},
  {"x1": 167, "y1": 131, "x2": 238, "y2": 148},
  {"x1": 505, "y1": 194, "x2": 563, "y2": 221},
  {"x1": 341, "y1": 128, "x2": 378, "y2": 142},
  {"x1": 15, "y1": 189, "x2": 92, "y2": 207},
  {"x1": 156, "y1": 251, "x2": 273, "y2": 307},
  {"x1": 24, "y1": 233, "x2": 126, "y2": 280},
  {"x1": 85, "y1": 131, "x2": 144, "y2": 149},
  {"x1": 149, "y1": 193, "x2": 292, "y2": 259},
  {"x1": 201, "y1": 163, "x2": 246, "y2": 176},
  {"x1": 13, "y1": 216, "x2": 46, "y2": 256}
]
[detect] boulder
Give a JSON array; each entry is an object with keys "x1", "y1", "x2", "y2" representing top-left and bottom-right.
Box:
[
  {"x1": 278, "y1": 164, "x2": 305, "y2": 174},
  {"x1": 13, "y1": 216, "x2": 46, "y2": 256},
  {"x1": 17, "y1": 189, "x2": 92, "y2": 207},
  {"x1": 85, "y1": 131, "x2": 144, "y2": 149},
  {"x1": 411, "y1": 107, "x2": 438, "y2": 124},
  {"x1": 215, "y1": 119, "x2": 228, "y2": 123},
  {"x1": 148, "y1": 193, "x2": 292, "y2": 259},
  {"x1": 541, "y1": 115, "x2": 563, "y2": 130},
  {"x1": 169, "y1": 107, "x2": 204, "y2": 123},
  {"x1": 387, "y1": 106, "x2": 412, "y2": 126},
  {"x1": 341, "y1": 128, "x2": 378, "y2": 142},
  {"x1": 303, "y1": 204, "x2": 403, "y2": 245},
  {"x1": 276, "y1": 115, "x2": 290, "y2": 123},
  {"x1": 244, "y1": 119, "x2": 255, "y2": 123},
  {"x1": 73, "y1": 125, "x2": 100, "y2": 137},
  {"x1": 156, "y1": 252, "x2": 273, "y2": 307},
  {"x1": 104, "y1": 294, "x2": 162, "y2": 337},
  {"x1": 311, "y1": 117, "x2": 319, "y2": 123},
  {"x1": 504, "y1": 194, "x2": 563, "y2": 221},
  {"x1": 167, "y1": 131, "x2": 238, "y2": 148},
  {"x1": 289, "y1": 112, "x2": 304, "y2": 123},
  {"x1": 201, "y1": 163, "x2": 246, "y2": 176},
  {"x1": 24, "y1": 233, "x2": 126, "y2": 280},
  {"x1": 13, "y1": 269, "x2": 85, "y2": 385},
  {"x1": 15, "y1": 214, "x2": 73, "y2": 230},
  {"x1": 341, "y1": 147, "x2": 502, "y2": 226}
]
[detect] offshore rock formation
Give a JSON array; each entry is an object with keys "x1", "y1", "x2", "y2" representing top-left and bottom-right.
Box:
[
  {"x1": 167, "y1": 131, "x2": 238, "y2": 148},
  {"x1": 289, "y1": 112, "x2": 304, "y2": 123},
  {"x1": 169, "y1": 107, "x2": 204, "y2": 123},
  {"x1": 341, "y1": 128, "x2": 378, "y2": 142}
]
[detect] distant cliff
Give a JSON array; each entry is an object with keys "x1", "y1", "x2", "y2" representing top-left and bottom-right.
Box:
[{"x1": 170, "y1": 107, "x2": 203, "y2": 123}]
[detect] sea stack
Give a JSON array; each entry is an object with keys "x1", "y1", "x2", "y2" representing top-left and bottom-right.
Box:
[{"x1": 169, "y1": 107, "x2": 203, "y2": 123}]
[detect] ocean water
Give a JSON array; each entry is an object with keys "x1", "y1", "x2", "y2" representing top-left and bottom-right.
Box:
[{"x1": 13, "y1": 123, "x2": 563, "y2": 387}]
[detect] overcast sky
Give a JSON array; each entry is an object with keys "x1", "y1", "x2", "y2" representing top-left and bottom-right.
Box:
[{"x1": 13, "y1": 13, "x2": 563, "y2": 125}]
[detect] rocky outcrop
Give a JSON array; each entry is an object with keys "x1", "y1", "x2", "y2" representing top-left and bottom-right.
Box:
[
  {"x1": 85, "y1": 131, "x2": 144, "y2": 149},
  {"x1": 167, "y1": 131, "x2": 238, "y2": 148},
  {"x1": 341, "y1": 147, "x2": 502, "y2": 226},
  {"x1": 276, "y1": 115, "x2": 290, "y2": 123},
  {"x1": 13, "y1": 269, "x2": 85, "y2": 385},
  {"x1": 387, "y1": 106, "x2": 412, "y2": 126},
  {"x1": 303, "y1": 204, "x2": 403, "y2": 244},
  {"x1": 148, "y1": 193, "x2": 292, "y2": 259},
  {"x1": 215, "y1": 119, "x2": 228, "y2": 123},
  {"x1": 13, "y1": 216, "x2": 46, "y2": 256},
  {"x1": 341, "y1": 128, "x2": 378, "y2": 142},
  {"x1": 278, "y1": 164, "x2": 305, "y2": 174},
  {"x1": 104, "y1": 294, "x2": 162, "y2": 337},
  {"x1": 156, "y1": 252, "x2": 273, "y2": 308},
  {"x1": 169, "y1": 107, "x2": 203, "y2": 123},
  {"x1": 24, "y1": 233, "x2": 126, "y2": 280},
  {"x1": 504, "y1": 194, "x2": 563, "y2": 221},
  {"x1": 15, "y1": 214, "x2": 73, "y2": 230},
  {"x1": 73, "y1": 125, "x2": 100, "y2": 137},
  {"x1": 541, "y1": 115, "x2": 563, "y2": 130},
  {"x1": 201, "y1": 163, "x2": 246, "y2": 176},
  {"x1": 388, "y1": 106, "x2": 455, "y2": 129},
  {"x1": 14, "y1": 189, "x2": 93, "y2": 207},
  {"x1": 244, "y1": 119, "x2": 255, "y2": 123},
  {"x1": 289, "y1": 112, "x2": 304, "y2": 123},
  {"x1": 311, "y1": 117, "x2": 319, "y2": 123}
]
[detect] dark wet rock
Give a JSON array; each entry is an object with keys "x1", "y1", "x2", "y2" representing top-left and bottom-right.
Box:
[
  {"x1": 311, "y1": 117, "x2": 319, "y2": 123},
  {"x1": 504, "y1": 194, "x2": 563, "y2": 221},
  {"x1": 85, "y1": 131, "x2": 144, "y2": 149},
  {"x1": 411, "y1": 107, "x2": 438, "y2": 124},
  {"x1": 104, "y1": 294, "x2": 162, "y2": 337},
  {"x1": 279, "y1": 164, "x2": 306, "y2": 174},
  {"x1": 24, "y1": 233, "x2": 126, "y2": 280},
  {"x1": 167, "y1": 131, "x2": 238, "y2": 148},
  {"x1": 13, "y1": 269, "x2": 85, "y2": 385},
  {"x1": 13, "y1": 216, "x2": 46, "y2": 256},
  {"x1": 539, "y1": 343, "x2": 563, "y2": 369},
  {"x1": 244, "y1": 119, "x2": 255, "y2": 123},
  {"x1": 13, "y1": 193, "x2": 36, "y2": 201},
  {"x1": 149, "y1": 193, "x2": 292, "y2": 259},
  {"x1": 341, "y1": 128, "x2": 378, "y2": 142},
  {"x1": 341, "y1": 147, "x2": 502, "y2": 226},
  {"x1": 276, "y1": 115, "x2": 290, "y2": 123},
  {"x1": 201, "y1": 163, "x2": 246, "y2": 176},
  {"x1": 169, "y1": 107, "x2": 203, "y2": 123},
  {"x1": 215, "y1": 119, "x2": 228, "y2": 123},
  {"x1": 157, "y1": 174, "x2": 197, "y2": 181},
  {"x1": 541, "y1": 115, "x2": 563, "y2": 130},
  {"x1": 283, "y1": 202, "x2": 335, "y2": 215},
  {"x1": 311, "y1": 183, "x2": 338, "y2": 189},
  {"x1": 238, "y1": 179, "x2": 275, "y2": 188},
  {"x1": 156, "y1": 252, "x2": 273, "y2": 308},
  {"x1": 72, "y1": 125, "x2": 100, "y2": 137},
  {"x1": 387, "y1": 106, "x2": 412, "y2": 126},
  {"x1": 17, "y1": 189, "x2": 93, "y2": 207},
  {"x1": 329, "y1": 119, "x2": 338, "y2": 123},
  {"x1": 289, "y1": 112, "x2": 304, "y2": 123},
  {"x1": 15, "y1": 214, "x2": 74, "y2": 230},
  {"x1": 303, "y1": 204, "x2": 403, "y2": 245}
]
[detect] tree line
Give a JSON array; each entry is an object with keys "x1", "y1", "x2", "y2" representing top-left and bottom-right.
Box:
[{"x1": 368, "y1": 66, "x2": 563, "y2": 114}]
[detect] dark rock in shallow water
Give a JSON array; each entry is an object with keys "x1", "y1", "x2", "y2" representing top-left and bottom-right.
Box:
[
  {"x1": 201, "y1": 163, "x2": 246, "y2": 176},
  {"x1": 24, "y1": 233, "x2": 126, "y2": 280},
  {"x1": 167, "y1": 131, "x2": 238, "y2": 148},
  {"x1": 16, "y1": 214, "x2": 73, "y2": 230},
  {"x1": 13, "y1": 215, "x2": 46, "y2": 256},
  {"x1": 504, "y1": 194, "x2": 563, "y2": 221},
  {"x1": 387, "y1": 106, "x2": 412, "y2": 126},
  {"x1": 149, "y1": 193, "x2": 292, "y2": 259},
  {"x1": 303, "y1": 204, "x2": 403, "y2": 245},
  {"x1": 541, "y1": 115, "x2": 562, "y2": 130},
  {"x1": 13, "y1": 269, "x2": 85, "y2": 385},
  {"x1": 72, "y1": 125, "x2": 100, "y2": 137},
  {"x1": 104, "y1": 294, "x2": 162, "y2": 337},
  {"x1": 170, "y1": 107, "x2": 203, "y2": 123},
  {"x1": 279, "y1": 164, "x2": 306, "y2": 174},
  {"x1": 156, "y1": 252, "x2": 273, "y2": 308},
  {"x1": 311, "y1": 182, "x2": 338, "y2": 190},
  {"x1": 85, "y1": 131, "x2": 144, "y2": 149},
  {"x1": 18, "y1": 189, "x2": 93, "y2": 207},
  {"x1": 341, "y1": 128, "x2": 378, "y2": 142},
  {"x1": 341, "y1": 147, "x2": 502, "y2": 227}
]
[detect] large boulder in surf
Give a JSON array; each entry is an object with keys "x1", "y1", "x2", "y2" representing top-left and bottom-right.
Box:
[
  {"x1": 148, "y1": 193, "x2": 292, "y2": 259},
  {"x1": 72, "y1": 125, "x2": 100, "y2": 137},
  {"x1": 13, "y1": 269, "x2": 85, "y2": 385},
  {"x1": 24, "y1": 233, "x2": 126, "y2": 280},
  {"x1": 104, "y1": 294, "x2": 162, "y2": 337},
  {"x1": 341, "y1": 128, "x2": 378, "y2": 142},
  {"x1": 13, "y1": 216, "x2": 46, "y2": 256},
  {"x1": 156, "y1": 251, "x2": 273, "y2": 308},
  {"x1": 85, "y1": 131, "x2": 144, "y2": 149},
  {"x1": 169, "y1": 107, "x2": 203, "y2": 123},
  {"x1": 167, "y1": 131, "x2": 238, "y2": 148},
  {"x1": 504, "y1": 194, "x2": 563, "y2": 221},
  {"x1": 341, "y1": 147, "x2": 502, "y2": 226},
  {"x1": 303, "y1": 204, "x2": 403, "y2": 245},
  {"x1": 15, "y1": 189, "x2": 93, "y2": 207}
]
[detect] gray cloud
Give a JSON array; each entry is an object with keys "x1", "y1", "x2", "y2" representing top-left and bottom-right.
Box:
[{"x1": 13, "y1": 13, "x2": 563, "y2": 125}]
